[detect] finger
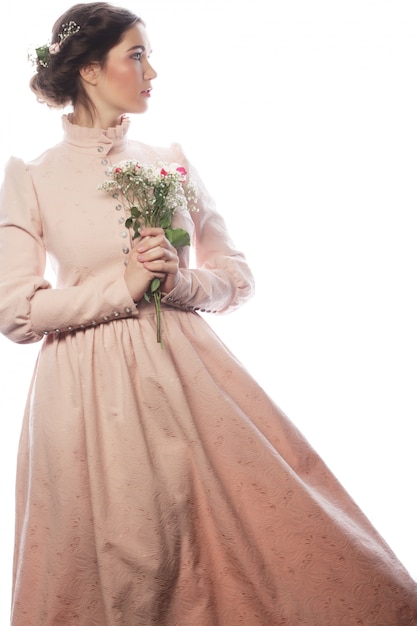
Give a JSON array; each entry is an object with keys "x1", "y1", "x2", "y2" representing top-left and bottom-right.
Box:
[
  {"x1": 136, "y1": 234, "x2": 168, "y2": 253},
  {"x1": 143, "y1": 258, "x2": 178, "y2": 275},
  {"x1": 142, "y1": 261, "x2": 175, "y2": 275},
  {"x1": 137, "y1": 246, "x2": 177, "y2": 263},
  {"x1": 148, "y1": 271, "x2": 166, "y2": 280},
  {"x1": 139, "y1": 226, "x2": 164, "y2": 236},
  {"x1": 138, "y1": 227, "x2": 165, "y2": 242}
]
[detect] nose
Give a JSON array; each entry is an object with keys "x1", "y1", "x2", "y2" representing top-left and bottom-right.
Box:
[{"x1": 144, "y1": 57, "x2": 157, "y2": 80}]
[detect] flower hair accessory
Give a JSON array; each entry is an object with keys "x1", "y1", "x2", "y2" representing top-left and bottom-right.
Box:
[{"x1": 30, "y1": 20, "x2": 80, "y2": 68}]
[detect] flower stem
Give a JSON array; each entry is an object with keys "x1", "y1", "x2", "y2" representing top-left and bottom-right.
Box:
[{"x1": 153, "y1": 290, "x2": 163, "y2": 348}]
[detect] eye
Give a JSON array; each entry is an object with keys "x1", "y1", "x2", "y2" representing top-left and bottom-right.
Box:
[{"x1": 131, "y1": 51, "x2": 144, "y2": 61}]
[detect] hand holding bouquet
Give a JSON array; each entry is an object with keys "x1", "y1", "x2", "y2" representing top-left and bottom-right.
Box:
[{"x1": 99, "y1": 160, "x2": 197, "y2": 345}]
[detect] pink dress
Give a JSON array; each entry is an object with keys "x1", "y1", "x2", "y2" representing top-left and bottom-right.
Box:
[{"x1": 0, "y1": 116, "x2": 416, "y2": 625}]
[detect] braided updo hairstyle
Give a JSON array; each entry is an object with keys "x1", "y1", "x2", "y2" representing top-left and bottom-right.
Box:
[{"x1": 30, "y1": 2, "x2": 141, "y2": 112}]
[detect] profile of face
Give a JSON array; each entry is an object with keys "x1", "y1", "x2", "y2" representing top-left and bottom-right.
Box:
[{"x1": 81, "y1": 21, "x2": 157, "y2": 122}]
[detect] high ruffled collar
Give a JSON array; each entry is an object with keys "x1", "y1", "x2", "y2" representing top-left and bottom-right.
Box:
[{"x1": 62, "y1": 114, "x2": 130, "y2": 154}]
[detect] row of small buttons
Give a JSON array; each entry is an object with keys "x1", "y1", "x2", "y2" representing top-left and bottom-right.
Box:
[
  {"x1": 99, "y1": 150, "x2": 131, "y2": 264},
  {"x1": 42, "y1": 307, "x2": 133, "y2": 336},
  {"x1": 113, "y1": 193, "x2": 130, "y2": 262},
  {"x1": 164, "y1": 297, "x2": 216, "y2": 314}
]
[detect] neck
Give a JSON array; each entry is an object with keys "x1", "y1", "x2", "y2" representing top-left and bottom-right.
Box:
[{"x1": 70, "y1": 108, "x2": 124, "y2": 129}]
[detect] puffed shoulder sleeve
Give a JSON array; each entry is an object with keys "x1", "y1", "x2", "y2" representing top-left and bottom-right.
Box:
[
  {"x1": 0, "y1": 157, "x2": 136, "y2": 344},
  {"x1": 161, "y1": 145, "x2": 255, "y2": 314}
]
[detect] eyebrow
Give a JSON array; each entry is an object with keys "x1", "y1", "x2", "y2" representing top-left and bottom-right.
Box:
[{"x1": 126, "y1": 44, "x2": 146, "y2": 53}]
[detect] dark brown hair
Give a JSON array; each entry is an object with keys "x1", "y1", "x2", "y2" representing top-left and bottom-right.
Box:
[{"x1": 30, "y1": 2, "x2": 141, "y2": 113}]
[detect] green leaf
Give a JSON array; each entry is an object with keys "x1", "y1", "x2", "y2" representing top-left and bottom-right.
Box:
[
  {"x1": 150, "y1": 278, "x2": 161, "y2": 294},
  {"x1": 130, "y1": 206, "x2": 140, "y2": 218},
  {"x1": 158, "y1": 214, "x2": 172, "y2": 229},
  {"x1": 165, "y1": 227, "x2": 190, "y2": 248}
]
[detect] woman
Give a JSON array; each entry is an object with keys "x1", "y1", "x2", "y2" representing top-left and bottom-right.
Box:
[{"x1": 0, "y1": 3, "x2": 416, "y2": 624}]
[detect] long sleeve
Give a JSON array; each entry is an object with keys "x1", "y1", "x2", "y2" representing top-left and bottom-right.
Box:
[
  {"x1": 0, "y1": 158, "x2": 137, "y2": 344},
  {"x1": 161, "y1": 146, "x2": 255, "y2": 314},
  {"x1": 0, "y1": 136, "x2": 255, "y2": 345}
]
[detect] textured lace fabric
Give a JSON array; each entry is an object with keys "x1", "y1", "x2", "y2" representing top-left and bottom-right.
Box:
[
  {"x1": 1, "y1": 118, "x2": 416, "y2": 625},
  {"x1": 10, "y1": 312, "x2": 417, "y2": 625}
]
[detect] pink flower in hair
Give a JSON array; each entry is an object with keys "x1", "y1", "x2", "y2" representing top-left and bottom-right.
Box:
[{"x1": 49, "y1": 43, "x2": 61, "y2": 55}]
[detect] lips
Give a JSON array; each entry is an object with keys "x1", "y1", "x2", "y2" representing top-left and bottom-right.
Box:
[{"x1": 141, "y1": 88, "x2": 152, "y2": 97}]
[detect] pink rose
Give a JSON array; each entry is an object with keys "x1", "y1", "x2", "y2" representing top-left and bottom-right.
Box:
[
  {"x1": 49, "y1": 43, "x2": 61, "y2": 55},
  {"x1": 175, "y1": 166, "x2": 187, "y2": 182}
]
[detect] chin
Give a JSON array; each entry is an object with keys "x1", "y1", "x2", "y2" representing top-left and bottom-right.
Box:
[{"x1": 129, "y1": 103, "x2": 150, "y2": 115}]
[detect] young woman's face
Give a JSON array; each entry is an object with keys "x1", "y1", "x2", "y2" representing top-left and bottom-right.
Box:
[{"x1": 92, "y1": 22, "x2": 157, "y2": 119}]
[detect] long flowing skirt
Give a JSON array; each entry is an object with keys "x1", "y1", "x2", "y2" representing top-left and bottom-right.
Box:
[{"x1": 11, "y1": 304, "x2": 417, "y2": 625}]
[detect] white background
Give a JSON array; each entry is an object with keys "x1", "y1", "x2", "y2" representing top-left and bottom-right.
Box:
[{"x1": 1, "y1": 0, "x2": 416, "y2": 621}]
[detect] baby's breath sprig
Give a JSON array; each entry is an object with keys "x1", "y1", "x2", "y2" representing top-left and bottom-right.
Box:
[{"x1": 29, "y1": 20, "x2": 80, "y2": 69}]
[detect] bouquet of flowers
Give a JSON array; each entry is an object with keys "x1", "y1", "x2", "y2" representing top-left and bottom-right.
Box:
[{"x1": 98, "y1": 160, "x2": 198, "y2": 345}]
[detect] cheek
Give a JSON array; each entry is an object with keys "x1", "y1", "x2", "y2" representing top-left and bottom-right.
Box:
[{"x1": 106, "y1": 65, "x2": 141, "y2": 91}]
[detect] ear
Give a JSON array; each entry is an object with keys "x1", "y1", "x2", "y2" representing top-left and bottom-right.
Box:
[{"x1": 79, "y1": 63, "x2": 101, "y2": 86}]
